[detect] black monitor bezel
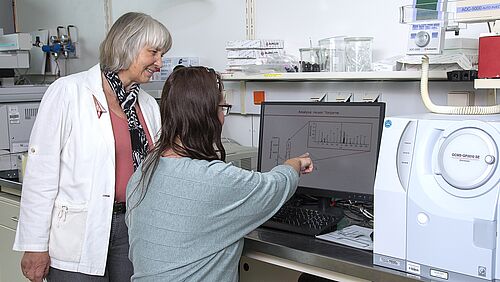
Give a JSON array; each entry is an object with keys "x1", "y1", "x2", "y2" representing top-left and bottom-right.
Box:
[{"x1": 257, "y1": 101, "x2": 386, "y2": 202}]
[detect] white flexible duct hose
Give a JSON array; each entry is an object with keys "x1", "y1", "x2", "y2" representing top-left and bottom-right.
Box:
[{"x1": 420, "y1": 55, "x2": 500, "y2": 115}]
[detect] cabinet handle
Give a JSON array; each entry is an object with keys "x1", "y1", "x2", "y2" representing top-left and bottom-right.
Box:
[{"x1": 10, "y1": 216, "x2": 19, "y2": 222}]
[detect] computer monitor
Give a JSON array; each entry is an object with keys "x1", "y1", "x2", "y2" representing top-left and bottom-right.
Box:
[{"x1": 257, "y1": 102, "x2": 385, "y2": 203}]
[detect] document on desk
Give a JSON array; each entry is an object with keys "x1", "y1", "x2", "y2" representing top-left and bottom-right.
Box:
[{"x1": 316, "y1": 225, "x2": 373, "y2": 250}]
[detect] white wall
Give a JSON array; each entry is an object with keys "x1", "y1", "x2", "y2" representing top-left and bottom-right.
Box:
[
  {"x1": 254, "y1": 0, "x2": 489, "y2": 61},
  {"x1": 15, "y1": 0, "x2": 106, "y2": 74},
  {"x1": 111, "y1": 0, "x2": 246, "y2": 71},
  {"x1": 221, "y1": 80, "x2": 482, "y2": 147},
  {"x1": 15, "y1": 0, "x2": 245, "y2": 73},
  {"x1": 13, "y1": 0, "x2": 489, "y2": 147},
  {"x1": 255, "y1": 0, "x2": 409, "y2": 61},
  {"x1": 14, "y1": 0, "x2": 488, "y2": 73}
]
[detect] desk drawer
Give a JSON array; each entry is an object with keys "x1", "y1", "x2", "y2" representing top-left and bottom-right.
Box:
[{"x1": 0, "y1": 197, "x2": 20, "y2": 230}]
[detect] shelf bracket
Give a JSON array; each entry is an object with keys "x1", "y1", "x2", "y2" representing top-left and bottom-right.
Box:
[
  {"x1": 245, "y1": 0, "x2": 255, "y2": 40},
  {"x1": 487, "y1": 89, "x2": 497, "y2": 106},
  {"x1": 240, "y1": 81, "x2": 247, "y2": 114}
]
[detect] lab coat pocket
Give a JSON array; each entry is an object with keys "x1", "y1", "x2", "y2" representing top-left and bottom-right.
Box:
[{"x1": 49, "y1": 201, "x2": 88, "y2": 262}]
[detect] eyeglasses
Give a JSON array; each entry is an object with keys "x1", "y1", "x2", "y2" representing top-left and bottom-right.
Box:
[{"x1": 218, "y1": 104, "x2": 232, "y2": 116}]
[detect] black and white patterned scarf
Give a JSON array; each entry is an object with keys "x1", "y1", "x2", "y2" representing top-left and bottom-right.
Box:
[{"x1": 104, "y1": 71, "x2": 149, "y2": 171}]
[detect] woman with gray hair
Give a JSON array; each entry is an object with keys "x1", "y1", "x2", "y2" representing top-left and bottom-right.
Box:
[{"x1": 13, "y1": 12, "x2": 172, "y2": 282}]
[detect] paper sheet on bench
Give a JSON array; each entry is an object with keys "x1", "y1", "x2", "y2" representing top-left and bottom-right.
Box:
[{"x1": 316, "y1": 225, "x2": 373, "y2": 251}]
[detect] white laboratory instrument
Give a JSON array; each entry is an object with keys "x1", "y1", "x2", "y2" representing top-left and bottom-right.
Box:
[
  {"x1": 0, "y1": 86, "x2": 45, "y2": 180},
  {"x1": 407, "y1": 21, "x2": 446, "y2": 55},
  {"x1": 402, "y1": 0, "x2": 500, "y2": 115},
  {"x1": 222, "y1": 138, "x2": 258, "y2": 171},
  {"x1": 0, "y1": 31, "x2": 31, "y2": 69},
  {"x1": 373, "y1": 114, "x2": 500, "y2": 281},
  {"x1": 403, "y1": 0, "x2": 500, "y2": 55}
]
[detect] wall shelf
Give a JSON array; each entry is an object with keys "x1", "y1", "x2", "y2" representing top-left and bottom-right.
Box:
[
  {"x1": 474, "y1": 79, "x2": 500, "y2": 89},
  {"x1": 221, "y1": 71, "x2": 449, "y2": 82}
]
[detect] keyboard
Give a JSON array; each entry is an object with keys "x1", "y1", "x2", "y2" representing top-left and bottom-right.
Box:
[{"x1": 261, "y1": 205, "x2": 341, "y2": 236}]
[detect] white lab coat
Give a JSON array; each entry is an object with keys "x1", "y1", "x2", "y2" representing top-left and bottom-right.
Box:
[{"x1": 13, "y1": 64, "x2": 161, "y2": 275}]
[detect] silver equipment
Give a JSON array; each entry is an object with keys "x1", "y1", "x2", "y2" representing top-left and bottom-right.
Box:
[{"x1": 222, "y1": 138, "x2": 258, "y2": 171}]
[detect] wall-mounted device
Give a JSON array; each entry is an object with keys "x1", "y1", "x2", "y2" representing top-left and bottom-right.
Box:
[
  {"x1": 40, "y1": 25, "x2": 78, "y2": 59},
  {"x1": 407, "y1": 21, "x2": 445, "y2": 54},
  {"x1": 405, "y1": 0, "x2": 447, "y2": 55}
]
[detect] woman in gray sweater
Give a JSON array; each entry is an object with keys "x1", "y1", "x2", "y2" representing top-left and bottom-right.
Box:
[{"x1": 126, "y1": 66, "x2": 313, "y2": 282}]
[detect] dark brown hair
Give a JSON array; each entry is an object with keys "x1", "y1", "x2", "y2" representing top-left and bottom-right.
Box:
[{"x1": 129, "y1": 66, "x2": 226, "y2": 207}]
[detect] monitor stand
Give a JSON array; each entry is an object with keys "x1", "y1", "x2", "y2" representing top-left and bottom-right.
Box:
[
  {"x1": 288, "y1": 195, "x2": 344, "y2": 217},
  {"x1": 292, "y1": 196, "x2": 343, "y2": 218},
  {"x1": 318, "y1": 197, "x2": 332, "y2": 213},
  {"x1": 317, "y1": 197, "x2": 344, "y2": 218}
]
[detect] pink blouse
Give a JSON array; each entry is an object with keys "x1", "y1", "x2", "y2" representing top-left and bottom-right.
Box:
[{"x1": 109, "y1": 104, "x2": 153, "y2": 203}]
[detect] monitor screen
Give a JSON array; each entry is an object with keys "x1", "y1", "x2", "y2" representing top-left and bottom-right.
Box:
[{"x1": 257, "y1": 102, "x2": 385, "y2": 202}]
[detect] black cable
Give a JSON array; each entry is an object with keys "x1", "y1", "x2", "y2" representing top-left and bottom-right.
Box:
[{"x1": 334, "y1": 199, "x2": 373, "y2": 224}]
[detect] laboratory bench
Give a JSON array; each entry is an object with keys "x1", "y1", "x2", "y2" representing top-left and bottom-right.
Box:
[{"x1": 240, "y1": 227, "x2": 427, "y2": 282}]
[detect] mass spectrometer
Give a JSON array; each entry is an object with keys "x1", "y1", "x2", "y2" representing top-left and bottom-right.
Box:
[{"x1": 374, "y1": 115, "x2": 500, "y2": 281}]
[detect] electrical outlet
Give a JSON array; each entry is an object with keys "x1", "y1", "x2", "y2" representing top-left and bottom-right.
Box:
[
  {"x1": 447, "y1": 91, "x2": 475, "y2": 106},
  {"x1": 486, "y1": 89, "x2": 496, "y2": 106},
  {"x1": 335, "y1": 92, "x2": 353, "y2": 102}
]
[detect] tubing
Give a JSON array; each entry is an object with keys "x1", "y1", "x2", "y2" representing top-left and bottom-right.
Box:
[{"x1": 420, "y1": 55, "x2": 500, "y2": 115}]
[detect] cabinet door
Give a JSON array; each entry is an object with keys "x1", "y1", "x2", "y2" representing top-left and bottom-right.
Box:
[
  {"x1": 240, "y1": 255, "x2": 301, "y2": 282},
  {"x1": 0, "y1": 193, "x2": 24, "y2": 282},
  {"x1": 0, "y1": 225, "x2": 24, "y2": 282}
]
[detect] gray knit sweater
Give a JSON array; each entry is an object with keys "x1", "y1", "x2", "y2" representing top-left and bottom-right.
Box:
[{"x1": 126, "y1": 157, "x2": 299, "y2": 282}]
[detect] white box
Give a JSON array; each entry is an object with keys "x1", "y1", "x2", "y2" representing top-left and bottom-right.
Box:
[
  {"x1": 152, "y1": 56, "x2": 200, "y2": 81},
  {"x1": 225, "y1": 39, "x2": 284, "y2": 49}
]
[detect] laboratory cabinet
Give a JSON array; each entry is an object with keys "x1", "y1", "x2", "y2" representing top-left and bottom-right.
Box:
[
  {"x1": 240, "y1": 255, "x2": 302, "y2": 282},
  {"x1": 0, "y1": 192, "x2": 23, "y2": 282},
  {"x1": 239, "y1": 252, "x2": 371, "y2": 282}
]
